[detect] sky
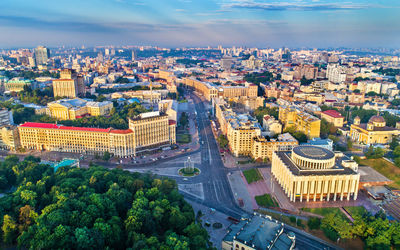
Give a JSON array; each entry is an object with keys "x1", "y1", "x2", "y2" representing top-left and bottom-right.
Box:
[{"x1": 0, "y1": 0, "x2": 399, "y2": 48}]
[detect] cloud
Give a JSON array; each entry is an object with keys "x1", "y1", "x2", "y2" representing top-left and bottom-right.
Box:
[
  {"x1": 222, "y1": 1, "x2": 371, "y2": 11},
  {"x1": 0, "y1": 15, "x2": 120, "y2": 33}
]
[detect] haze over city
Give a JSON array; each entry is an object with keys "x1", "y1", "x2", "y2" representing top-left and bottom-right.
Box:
[{"x1": 1, "y1": 0, "x2": 400, "y2": 48}]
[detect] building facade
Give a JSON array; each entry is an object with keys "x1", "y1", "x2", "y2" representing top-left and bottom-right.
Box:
[
  {"x1": 251, "y1": 134, "x2": 298, "y2": 161},
  {"x1": 47, "y1": 98, "x2": 113, "y2": 120},
  {"x1": 321, "y1": 110, "x2": 344, "y2": 127},
  {"x1": 128, "y1": 111, "x2": 176, "y2": 154},
  {"x1": 0, "y1": 109, "x2": 13, "y2": 126},
  {"x1": 34, "y1": 46, "x2": 50, "y2": 65},
  {"x1": 278, "y1": 106, "x2": 321, "y2": 138},
  {"x1": 53, "y1": 69, "x2": 85, "y2": 98},
  {"x1": 18, "y1": 112, "x2": 176, "y2": 157},
  {"x1": 350, "y1": 115, "x2": 400, "y2": 145},
  {"x1": 271, "y1": 146, "x2": 360, "y2": 202}
]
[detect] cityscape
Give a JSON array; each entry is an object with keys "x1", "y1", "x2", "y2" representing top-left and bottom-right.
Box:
[{"x1": 0, "y1": 1, "x2": 400, "y2": 250}]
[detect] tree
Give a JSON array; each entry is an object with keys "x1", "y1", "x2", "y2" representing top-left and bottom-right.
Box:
[
  {"x1": 2, "y1": 215, "x2": 18, "y2": 244},
  {"x1": 217, "y1": 135, "x2": 228, "y2": 149},
  {"x1": 253, "y1": 107, "x2": 279, "y2": 124},
  {"x1": 102, "y1": 151, "x2": 111, "y2": 161},
  {"x1": 96, "y1": 95, "x2": 107, "y2": 102},
  {"x1": 307, "y1": 217, "x2": 321, "y2": 230},
  {"x1": 0, "y1": 159, "x2": 213, "y2": 249},
  {"x1": 390, "y1": 137, "x2": 399, "y2": 150}
]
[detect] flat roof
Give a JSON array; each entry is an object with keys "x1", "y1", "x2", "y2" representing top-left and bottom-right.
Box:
[
  {"x1": 293, "y1": 146, "x2": 335, "y2": 160},
  {"x1": 20, "y1": 122, "x2": 112, "y2": 133},
  {"x1": 224, "y1": 214, "x2": 287, "y2": 250},
  {"x1": 358, "y1": 166, "x2": 392, "y2": 183},
  {"x1": 276, "y1": 151, "x2": 358, "y2": 176}
]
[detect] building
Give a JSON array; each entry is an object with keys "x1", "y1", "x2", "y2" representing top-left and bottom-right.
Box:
[
  {"x1": 0, "y1": 126, "x2": 20, "y2": 150},
  {"x1": 350, "y1": 115, "x2": 400, "y2": 145},
  {"x1": 18, "y1": 112, "x2": 175, "y2": 157},
  {"x1": 47, "y1": 98, "x2": 113, "y2": 120},
  {"x1": 128, "y1": 111, "x2": 176, "y2": 154},
  {"x1": 218, "y1": 83, "x2": 258, "y2": 99},
  {"x1": 5, "y1": 78, "x2": 33, "y2": 92},
  {"x1": 0, "y1": 109, "x2": 13, "y2": 126},
  {"x1": 321, "y1": 110, "x2": 344, "y2": 127},
  {"x1": 226, "y1": 114, "x2": 262, "y2": 157},
  {"x1": 251, "y1": 133, "x2": 298, "y2": 161},
  {"x1": 183, "y1": 77, "x2": 258, "y2": 101},
  {"x1": 222, "y1": 213, "x2": 295, "y2": 250},
  {"x1": 158, "y1": 99, "x2": 178, "y2": 122},
  {"x1": 271, "y1": 146, "x2": 360, "y2": 202},
  {"x1": 262, "y1": 115, "x2": 282, "y2": 136},
  {"x1": 53, "y1": 69, "x2": 85, "y2": 98},
  {"x1": 19, "y1": 122, "x2": 135, "y2": 157},
  {"x1": 326, "y1": 64, "x2": 347, "y2": 83},
  {"x1": 278, "y1": 106, "x2": 321, "y2": 138},
  {"x1": 34, "y1": 46, "x2": 50, "y2": 65},
  {"x1": 183, "y1": 77, "x2": 218, "y2": 101}
]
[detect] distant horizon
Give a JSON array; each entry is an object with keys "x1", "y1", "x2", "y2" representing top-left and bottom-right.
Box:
[
  {"x1": 1, "y1": 0, "x2": 399, "y2": 49},
  {"x1": 1, "y1": 45, "x2": 399, "y2": 51}
]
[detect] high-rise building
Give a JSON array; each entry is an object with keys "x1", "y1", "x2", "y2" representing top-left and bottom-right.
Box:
[
  {"x1": 53, "y1": 69, "x2": 85, "y2": 98},
  {"x1": 0, "y1": 109, "x2": 13, "y2": 126},
  {"x1": 128, "y1": 111, "x2": 176, "y2": 155},
  {"x1": 132, "y1": 50, "x2": 136, "y2": 61},
  {"x1": 34, "y1": 46, "x2": 50, "y2": 65}
]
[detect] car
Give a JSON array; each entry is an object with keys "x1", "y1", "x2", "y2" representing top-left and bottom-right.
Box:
[{"x1": 183, "y1": 178, "x2": 188, "y2": 181}]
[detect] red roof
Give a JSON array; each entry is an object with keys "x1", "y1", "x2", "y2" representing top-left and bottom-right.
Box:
[
  {"x1": 110, "y1": 129, "x2": 133, "y2": 134},
  {"x1": 322, "y1": 110, "x2": 343, "y2": 118},
  {"x1": 20, "y1": 122, "x2": 112, "y2": 133}
]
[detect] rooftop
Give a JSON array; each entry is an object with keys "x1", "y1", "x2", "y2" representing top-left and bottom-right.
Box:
[
  {"x1": 276, "y1": 150, "x2": 358, "y2": 176},
  {"x1": 322, "y1": 110, "x2": 343, "y2": 118},
  {"x1": 293, "y1": 145, "x2": 335, "y2": 160},
  {"x1": 224, "y1": 214, "x2": 292, "y2": 250},
  {"x1": 20, "y1": 122, "x2": 112, "y2": 133}
]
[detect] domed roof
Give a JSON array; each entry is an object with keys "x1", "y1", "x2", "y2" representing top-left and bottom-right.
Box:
[
  {"x1": 354, "y1": 116, "x2": 360, "y2": 120},
  {"x1": 369, "y1": 115, "x2": 385, "y2": 123}
]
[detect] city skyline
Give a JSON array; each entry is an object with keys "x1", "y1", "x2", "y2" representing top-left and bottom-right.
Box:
[{"x1": 1, "y1": 0, "x2": 399, "y2": 48}]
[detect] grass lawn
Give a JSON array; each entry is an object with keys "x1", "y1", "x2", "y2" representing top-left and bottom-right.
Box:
[
  {"x1": 359, "y1": 158, "x2": 400, "y2": 189},
  {"x1": 343, "y1": 206, "x2": 367, "y2": 217},
  {"x1": 255, "y1": 194, "x2": 279, "y2": 208},
  {"x1": 301, "y1": 207, "x2": 348, "y2": 220},
  {"x1": 176, "y1": 134, "x2": 191, "y2": 144},
  {"x1": 243, "y1": 169, "x2": 263, "y2": 184}
]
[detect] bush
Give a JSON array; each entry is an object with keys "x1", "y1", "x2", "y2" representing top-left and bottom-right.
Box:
[
  {"x1": 289, "y1": 216, "x2": 296, "y2": 223},
  {"x1": 307, "y1": 217, "x2": 321, "y2": 230}
]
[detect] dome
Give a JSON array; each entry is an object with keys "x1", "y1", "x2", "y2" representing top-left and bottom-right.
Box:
[{"x1": 369, "y1": 115, "x2": 385, "y2": 123}]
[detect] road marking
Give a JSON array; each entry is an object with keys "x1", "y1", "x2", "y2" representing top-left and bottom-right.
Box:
[{"x1": 213, "y1": 181, "x2": 220, "y2": 203}]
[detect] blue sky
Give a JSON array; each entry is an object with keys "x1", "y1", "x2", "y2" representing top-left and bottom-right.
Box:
[{"x1": 0, "y1": 0, "x2": 399, "y2": 48}]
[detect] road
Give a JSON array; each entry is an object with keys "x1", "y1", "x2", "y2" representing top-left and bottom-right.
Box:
[{"x1": 153, "y1": 91, "x2": 339, "y2": 250}]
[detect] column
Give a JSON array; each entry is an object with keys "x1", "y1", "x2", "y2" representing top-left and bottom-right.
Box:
[
  {"x1": 313, "y1": 181, "x2": 317, "y2": 202},
  {"x1": 326, "y1": 180, "x2": 330, "y2": 201},
  {"x1": 300, "y1": 181, "x2": 303, "y2": 202},
  {"x1": 320, "y1": 181, "x2": 324, "y2": 201},
  {"x1": 306, "y1": 181, "x2": 310, "y2": 202},
  {"x1": 340, "y1": 180, "x2": 344, "y2": 201}
]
